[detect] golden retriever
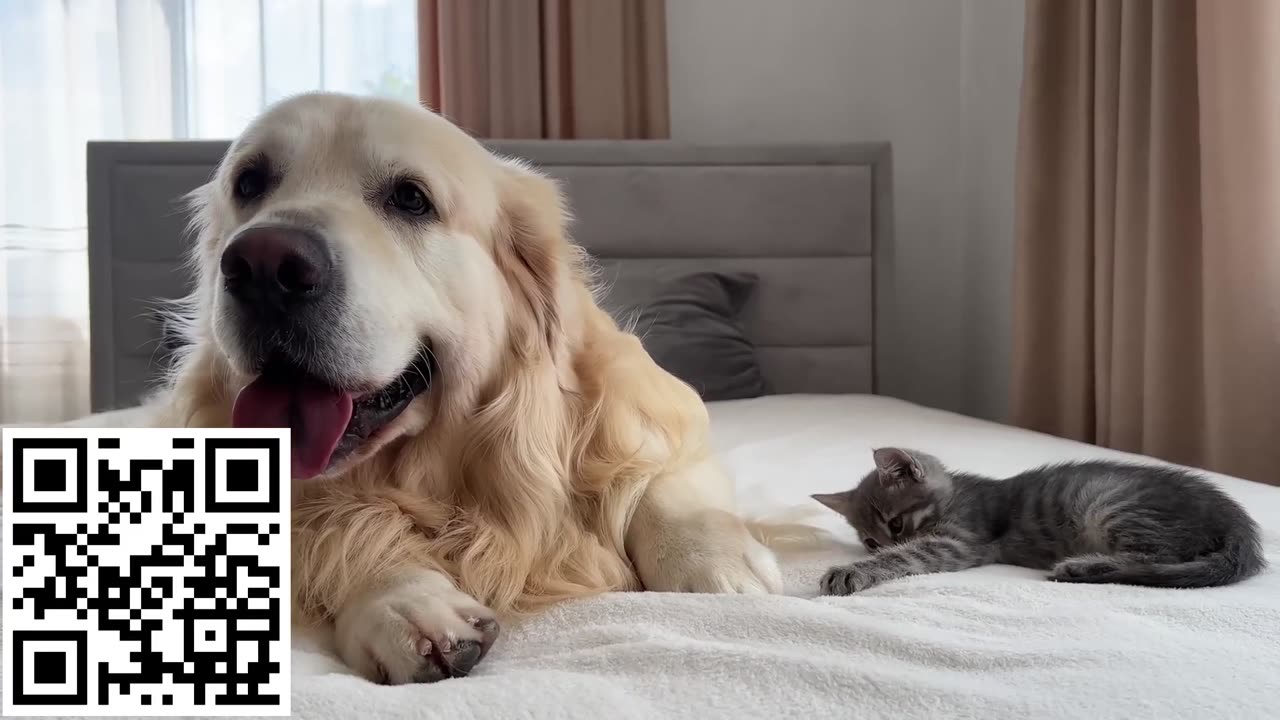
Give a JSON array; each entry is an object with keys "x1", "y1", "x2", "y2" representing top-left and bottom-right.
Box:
[{"x1": 56, "y1": 92, "x2": 782, "y2": 684}]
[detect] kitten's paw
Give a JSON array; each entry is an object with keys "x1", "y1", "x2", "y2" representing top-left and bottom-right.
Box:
[
  {"x1": 820, "y1": 564, "x2": 876, "y2": 596},
  {"x1": 334, "y1": 570, "x2": 500, "y2": 685},
  {"x1": 1049, "y1": 554, "x2": 1120, "y2": 583}
]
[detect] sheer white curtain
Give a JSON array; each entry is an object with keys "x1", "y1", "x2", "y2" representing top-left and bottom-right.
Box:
[{"x1": 0, "y1": 0, "x2": 417, "y2": 424}]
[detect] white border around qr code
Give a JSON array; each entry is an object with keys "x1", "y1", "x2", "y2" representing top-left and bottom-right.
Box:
[{"x1": 2, "y1": 428, "x2": 291, "y2": 717}]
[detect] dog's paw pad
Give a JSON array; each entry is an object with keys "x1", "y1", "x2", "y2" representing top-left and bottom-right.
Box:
[
  {"x1": 335, "y1": 573, "x2": 501, "y2": 685},
  {"x1": 413, "y1": 634, "x2": 490, "y2": 683}
]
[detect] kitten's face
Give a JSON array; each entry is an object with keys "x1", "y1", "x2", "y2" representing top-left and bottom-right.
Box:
[{"x1": 812, "y1": 448, "x2": 951, "y2": 553}]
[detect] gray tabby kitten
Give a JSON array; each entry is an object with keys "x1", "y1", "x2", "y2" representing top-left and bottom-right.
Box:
[{"x1": 813, "y1": 448, "x2": 1265, "y2": 595}]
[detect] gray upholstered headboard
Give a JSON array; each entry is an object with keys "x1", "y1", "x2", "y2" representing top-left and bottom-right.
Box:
[{"x1": 86, "y1": 140, "x2": 891, "y2": 411}]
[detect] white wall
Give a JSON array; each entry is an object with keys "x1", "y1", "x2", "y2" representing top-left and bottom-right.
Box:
[{"x1": 667, "y1": 0, "x2": 1024, "y2": 421}]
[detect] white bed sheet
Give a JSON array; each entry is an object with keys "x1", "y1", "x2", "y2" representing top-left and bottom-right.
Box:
[
  {"x1": 279, "y1": 395, "x2": 1280, "y2": 720},
  {"x1": 46, "y1": 395, "x2": 1280, "y2": 719}
]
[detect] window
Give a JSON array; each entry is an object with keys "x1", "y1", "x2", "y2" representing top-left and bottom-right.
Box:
[{"x1": 0, "y1": 0, "x2": 419, "y2": 423}]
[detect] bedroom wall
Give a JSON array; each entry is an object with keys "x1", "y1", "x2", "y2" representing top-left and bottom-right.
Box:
[{"x1": 666, "y1": 0, "x2": 1025, "y2": 422}]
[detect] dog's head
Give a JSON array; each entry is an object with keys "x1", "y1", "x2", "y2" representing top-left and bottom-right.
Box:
[{"x1": 184, "y1": 93, "x2": 573, "y2": 479}]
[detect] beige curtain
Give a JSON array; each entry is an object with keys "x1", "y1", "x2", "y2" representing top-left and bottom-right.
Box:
[
  {"x1": 1011, "y1": 0, "x2": 1280, "y2": 484},
  {"x1": 417, "y1": 0, "x2": 669, "y2": 139}
]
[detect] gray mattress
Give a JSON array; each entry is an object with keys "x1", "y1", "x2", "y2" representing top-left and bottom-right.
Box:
[{"x1": 85, "y1": 140, "x2": 892, "y2": 411}]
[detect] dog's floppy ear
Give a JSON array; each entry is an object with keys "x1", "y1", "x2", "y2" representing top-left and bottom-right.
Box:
[{"x1": 493, "y1": 161, "x2": 572, "y2": 354}]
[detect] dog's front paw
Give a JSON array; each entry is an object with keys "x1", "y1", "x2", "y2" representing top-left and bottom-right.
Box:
[
  {"x1": 640, "y1": 510, "x2": 783, "y2": 594},
  {"x1": 334, "y1": 570, "x2": 500, "y2": 685},
  {"x1": 820, "y1": 564, "x2": 876, "y2": 596}
]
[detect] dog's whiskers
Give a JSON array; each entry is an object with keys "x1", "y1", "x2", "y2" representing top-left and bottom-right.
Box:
[{"x1": 422, "y1": 346, "x2": 439, "y2": 386}]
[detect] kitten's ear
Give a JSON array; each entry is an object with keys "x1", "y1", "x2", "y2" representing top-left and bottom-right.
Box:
[
  {"x1": 811, "y1": 491, "x2": 853, "y2": 514},
  {"x1": 873, "y1": 447, "x2": 925, "y2": 484}
]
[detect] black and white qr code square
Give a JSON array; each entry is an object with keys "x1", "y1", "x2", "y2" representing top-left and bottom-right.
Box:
[{"x1": 2, "y1": 428, "x2": 291, "y2": 717}]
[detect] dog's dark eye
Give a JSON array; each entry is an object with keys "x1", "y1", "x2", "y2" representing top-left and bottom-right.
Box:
[
  {"x1": 234, "y1": 167, "x2": 268, "y2": 201},
  {"x1": 864, "y1": 537, "x2": 881, "y2": 552},
  {"x1": 888, "y1": 517, "x2": 904, "y2": 535},
  {"x1": 388, "y1": 181, "x2": 432, "y2": 217}
]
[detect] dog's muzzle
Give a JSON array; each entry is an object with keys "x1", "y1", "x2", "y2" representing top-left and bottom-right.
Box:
[{"x1": 220, "y1": 225, "x2": 334, "y2": 317}]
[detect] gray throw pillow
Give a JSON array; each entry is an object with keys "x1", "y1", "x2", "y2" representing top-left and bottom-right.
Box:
[{"x1": 630, "y1": 271, "x2": 770, "y2": 401}]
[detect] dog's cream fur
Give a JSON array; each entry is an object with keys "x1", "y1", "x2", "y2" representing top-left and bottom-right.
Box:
[{"x1": 51, "y1": 93, "x2": 782, "y2": 683}]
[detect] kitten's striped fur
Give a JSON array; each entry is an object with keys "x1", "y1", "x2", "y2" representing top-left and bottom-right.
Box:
[{"x1": 814, "y1": 448, "x2": 1265, "y2": 595}]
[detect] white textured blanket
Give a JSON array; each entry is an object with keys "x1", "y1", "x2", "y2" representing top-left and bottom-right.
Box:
[
  {"x1": 33, "y1": 395, "x2": 1280, "y2": 719},
  {"x1": 280, "y1": 395, "x2": 1280, "y2": 720}
]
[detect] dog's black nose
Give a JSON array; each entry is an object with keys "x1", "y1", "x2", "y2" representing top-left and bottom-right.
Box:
[{"x1": 220, "y1": 227, "x2": 331, "y2": 307}]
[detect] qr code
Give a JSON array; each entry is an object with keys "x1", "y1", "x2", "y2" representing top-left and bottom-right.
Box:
[{"x1": 2, "y1": 428, "x2": 291, "y2": 717}]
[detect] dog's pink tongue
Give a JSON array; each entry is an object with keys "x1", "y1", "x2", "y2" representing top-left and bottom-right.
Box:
[{"x1": 231, "y1": 376, "x2": 353, "y2": 480}]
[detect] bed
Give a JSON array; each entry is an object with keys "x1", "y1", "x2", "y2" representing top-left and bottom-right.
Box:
[{"x1": 83, "y1": 140, "x2": 1279, "y2": 719}]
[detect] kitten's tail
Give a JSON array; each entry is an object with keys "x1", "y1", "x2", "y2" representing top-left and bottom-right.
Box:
[{"x1": 1055, "y1": 525, "x2": 1267, "y2": 589}]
